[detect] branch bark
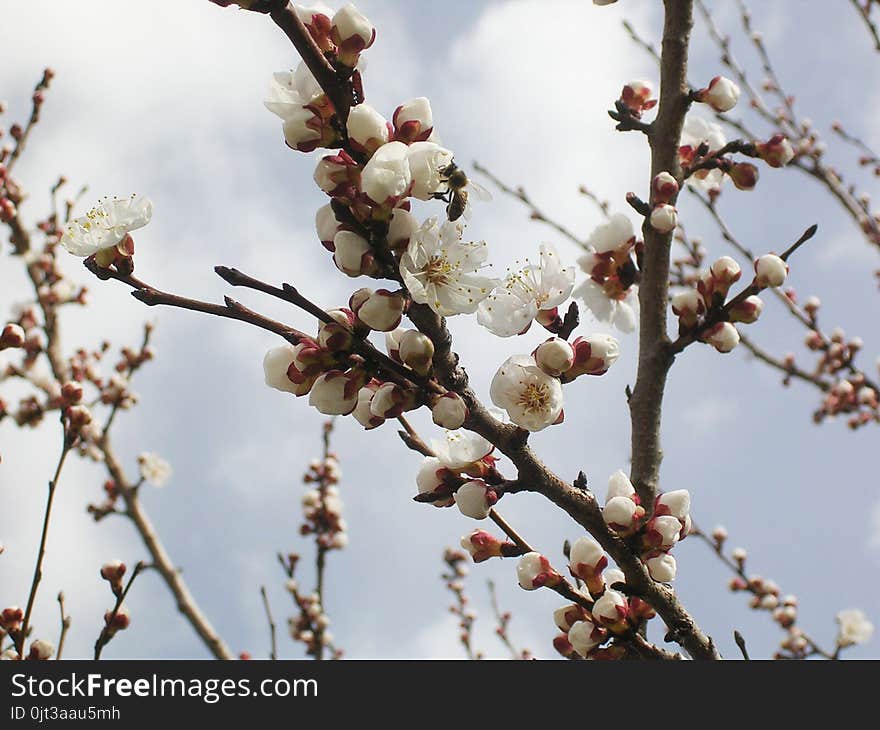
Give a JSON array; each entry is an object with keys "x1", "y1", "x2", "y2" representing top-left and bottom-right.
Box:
[{"x1": 628, "y1": 0, "x2": 694, "y2": 507}]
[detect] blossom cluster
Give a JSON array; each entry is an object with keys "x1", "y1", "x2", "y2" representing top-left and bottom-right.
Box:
[{"x1": 671, "y1": 250, "x2": 789, "y2": 354}]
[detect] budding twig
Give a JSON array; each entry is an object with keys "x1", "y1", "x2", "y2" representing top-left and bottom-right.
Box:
[{"x1": 94, "y1": 560, "x2": 146, "y2": 660}]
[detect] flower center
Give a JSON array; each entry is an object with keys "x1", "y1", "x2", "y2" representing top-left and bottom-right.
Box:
[
  {"x1": 517, "y1": 382, "x2": 550, "y2": 413},
  {"x1": 424, "y1": 254, "x2": 455, "y2": 285}
]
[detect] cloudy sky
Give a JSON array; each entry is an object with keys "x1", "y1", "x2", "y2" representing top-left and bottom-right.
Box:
[{"x1": 1, "y1": 0, "x2": 878, "y2": 660}]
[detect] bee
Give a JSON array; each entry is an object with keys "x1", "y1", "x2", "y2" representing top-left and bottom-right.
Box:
[{"x1": 435, "y1": 162, "x2": 492, "y2": 222}]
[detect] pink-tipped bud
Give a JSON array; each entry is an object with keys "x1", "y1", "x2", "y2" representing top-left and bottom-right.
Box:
[
  {"x1": 651, "y1": 171, "x2": 679, "y2": 204},
  {"x1": 431, "y1": 392, "x2": 468, "y2": 430},
  {"x1": 703, "y1": 321, "x2": 740, "y2": 353},
  {"x1": 534, "y1": 338, "x2": 575, "y2": 377},
  {"x1": 757, "y1": 134, "x2": 795, "y2": 167},
  {"x1": 754, "y1": 254, "x2": 788, "y2": 288},
  {"x1": 649, "y1": 203, "x2": 678, "y2": 233},
  {"x1": 695, "y1": 76, "x2": 740, "y2": 112}
]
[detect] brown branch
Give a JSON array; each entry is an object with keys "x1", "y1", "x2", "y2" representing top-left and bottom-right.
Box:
[
  {"x1": 55, "y1": 591, "x2": 71, "y2": 661},
  {"x1": 259, "y1": 585, "x2": 278, "y2": 660},
  {"x1": 628, "y1": 0, "x2": 695, "y2": 509},
  {"x1": 850, "y1": 0, "x2": 880, "y2": 51},
  {"x1": 17, "y1": 418, "x2": 72, "y2": 658},
  {"x1": 268, "y1": 1, "x2": 354, "y2": 124}
]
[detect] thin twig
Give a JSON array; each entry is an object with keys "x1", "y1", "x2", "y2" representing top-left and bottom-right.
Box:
[
  {"x1": 259, "y1": 585, "x2": 278, "y2": 661},
  {"x1": 56, "y1": 592, "x2": 71, "y2": 661},
  {"x1": 18, "y1": 418, "x2": 72, "y2": 658}
]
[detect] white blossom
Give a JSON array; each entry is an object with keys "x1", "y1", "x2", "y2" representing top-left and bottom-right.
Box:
[
  {"x1": 361, "y1": 141, "x2": 412, "y2": 205},
  {"x1": 407, "y1": 142, "x2": 454, "y2": 200},
  {"x1": 264, "y1": 64, "x2": 325, "y2": 150},
  {"x1": 490, "y1": 355, "x2": 563, "y2": 431},
  {"x1": 592, "y1": 589, "x2": 628, "y2": 625},
  {"x1": 346, "y1": 103, "x2": 389, "y2": 153},
  {"x1": 430, "y1": 429, "x2": 493, "y2": 470},
  {"x1": 680, "y1": 115, "x2": 727, "y2": 193},
  {"x1": 400, "y1": 217, "x2": 497, "y2": 316},
  {"x1": 575, "y1": 279, "x2": 638, "y2": 333},
  {"x1": 477, "y1": 244, "x2": 575, "y2": 337},
  {"x1": 587, "y1": 213, "x2": 634, "y2": 254},
  {"x1": 138, "y1": 452, "x2": 171, "y2": 487},
  {"x1": 61, "y1": 195, "x2": 152, "y2": 257},
  {"x1": 836, "y1": 609, "x2": 874, "y2": 647}
]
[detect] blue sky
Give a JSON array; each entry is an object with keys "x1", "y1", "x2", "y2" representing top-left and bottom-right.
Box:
[{"x1": 1, "y1": 0, "x2": 878, "y2": 659}]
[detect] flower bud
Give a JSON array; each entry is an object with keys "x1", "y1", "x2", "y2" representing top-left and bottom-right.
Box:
[
  {"x1": 710, "y1": 256, "x2": 742, "y2": 295},
  {"x1": 646, "y1": 553, "x2": 677, "y2": 582},
  {"x1": 554, "y1": 604, "x2": 589, "y2": 632},
  {"x1": 431, "y1": 392, "x2": 468, "y2": 430},
  {"x1": 351, "y1": 288, "x2": 405, "y2": 331},
  {"x1": 620, "y1": 80, "x2": 655, "y2": 116},
  {"x1": 387, "y1": 207, "x2": 418, "y2": 252},
  {"x1": 757, "y1": 134, "x2": 795, "y2": 167},
  {"x1": 27, "y1": 639, "x2": 54, "y2": 661},
  {"x1": 754, "y1": 254, "x2": 788, "y2": 288},
  {"x1": 568, "y1": 619, "x2": 604, "y2": 657},
  {"x1": 314, "y1": 151, "x2": 360, "y2": 198},
  {"x1": 729, "y1": 162, "x2": 759, "y2": 191},
  {"x1": 332, "y1": 231, "x2": 375, "y2": 277},
  {"x1": 398, "y1": 330, "x2": 434, "y2": 375},
  {"x1": 0, "y1": 606, "x2": 23, "y2": 630},
  {"x1": 100, "y1": 560, "x2": 126, "y2": 584},
  {"x1": 370, "y1": 382, "x2": 416, "y2": 419},
  {"x1": 703, "y1": 321, "x2": 740, "y2": 353},
  {"x1": 294, "y1": 4, "x2": 334, "y2": 50},
  {"x1": 0, "y1": 323, "x2": 25, "y2": 350},
  {"x1": 416, "y1": 457, "x2": 455, "y2": 507},
  {"x1": 607, "y1": 469, "x2": 636, "y2": 500},
  {"x1": 645, "y1": 515, "x2": 682, "y2": 549},
  {"x1": 346, "y1": 103, "x2": 390, "y2": 156},
  {"x1": 656, "y1": 489, "x2": 690, "y2": 520},
  {"x1": 534, "y1": 338, "x2": 575, "y2": 377},
  {"x1": 592, "y1": 589, "x2": 629, "y2": 632},
  {"x1": 331, "y1": 3, "x2": 375, "y2": 67},
  {"x1": 361, "y1": 141, "x2": 412, "y2": 206},
  {"x1": 454, "y1": 480, "x2": 496, "y2": 520},
  {"x1": 563, "y1": 333, "x2": 620, "y2": 381},
  {"x1": 104, "y1": 606, "x2": 131, "y2": 633},
  {"x1": 603, "y1": 496, "x2": 638, "y2": 532},
  {"x1": 696, "y1": 76, "x2": 740, "y2": 112},
  {"x1": 460, "y1": 530, "x2": 505, "y2": 563},
  {"x1": 729, "y1": 294, "x2": 764, "y2": 323},
  {"x1": 517, "y1": 552, "x2": 563, "y2": 591},
  {"x1": 569, "y1": 536, "x2": 608, "y2": 595},
  {"x1": 309, "y1": 370, "x2": 362, "y2": 415},
  {"x1": 317, "y1": 309, "x2": 356, "y2": 352},
  {"x1": 651, "y1": 171, "x2": 679, "y2": 204},
  {"x1": 671, "y1": 289, "x2": 705, "y2": 328},
  {"x1": 264, "y1": 344, "x2": 316, "y2": 396},
  {"x1": 352, "y1": 385, "x2": 384, "y2": 429},
  {"x1": 393, "y1": 97, "x2": 434, "y2": 144},
  {"x1": 649, "y1": 203, "x2": 677, "y2": 233},
  {"x1": 315, "y1": 204, "x2": 341, "y2": 251}
]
